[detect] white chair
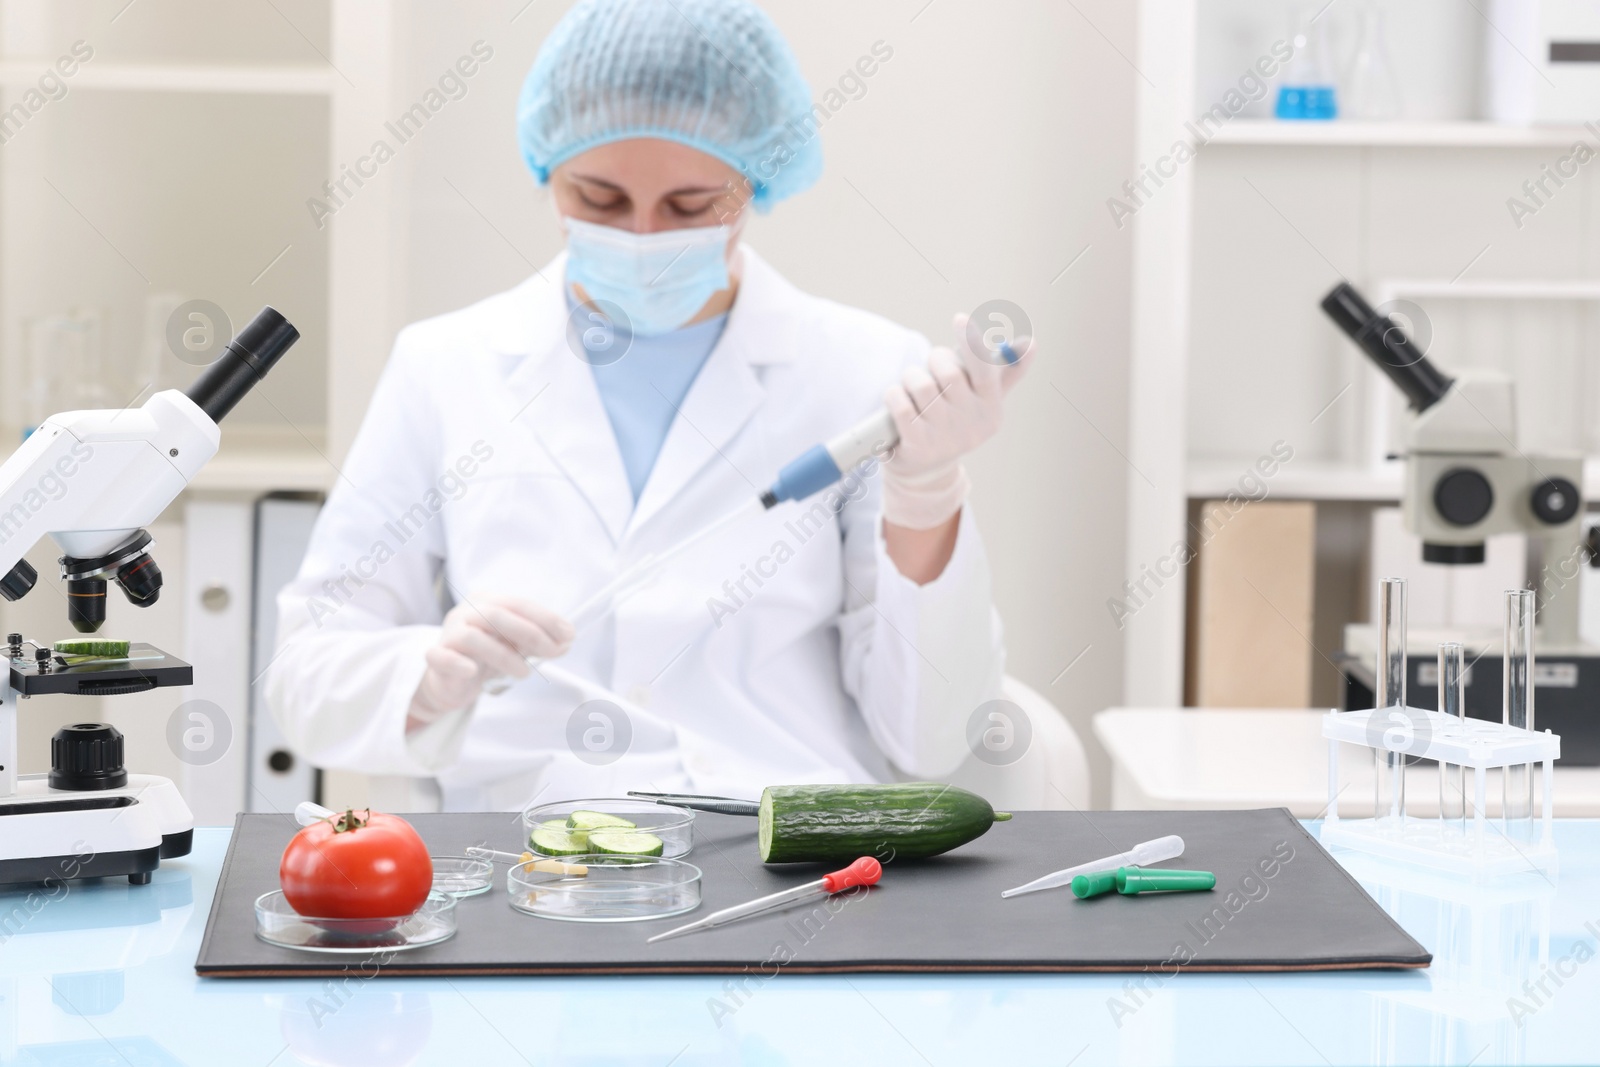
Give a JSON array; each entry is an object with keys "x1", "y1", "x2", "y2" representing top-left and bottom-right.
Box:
[{"x1": 935, "y1": 675, "x2": 1091, "y2": 812}]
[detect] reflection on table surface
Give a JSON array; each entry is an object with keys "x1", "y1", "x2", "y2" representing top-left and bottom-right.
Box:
[{"x1": 0, "y1": 823, "x2": 1593, "y2": 1066}]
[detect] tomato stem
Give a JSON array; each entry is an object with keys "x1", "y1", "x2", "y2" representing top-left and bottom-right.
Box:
[{"x1": 329, "y1": 808, "x2": 371, "y2": 833}]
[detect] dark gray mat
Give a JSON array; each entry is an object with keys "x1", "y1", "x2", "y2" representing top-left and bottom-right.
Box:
[{"x1": 195, "y1": 807, "x2": 1429, "y2": 976}]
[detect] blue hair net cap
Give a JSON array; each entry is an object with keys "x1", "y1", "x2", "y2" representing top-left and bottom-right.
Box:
[{"x1": 517, "y1": 0, "x2": 822, "y2": 210}]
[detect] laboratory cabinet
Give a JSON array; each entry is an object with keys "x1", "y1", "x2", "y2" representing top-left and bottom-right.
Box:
[{"x1": 1129, "y1": 0, "x2": 1600, "y2": 713}]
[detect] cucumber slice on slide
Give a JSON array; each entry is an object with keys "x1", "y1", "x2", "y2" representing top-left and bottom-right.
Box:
[
  {"x1": 566, "y1": 810, "x2": 635, "y2": 832},
  {"x1": 530, "y1": 819, "x2": 589, "y2": 856},
  {"x1": 53, "y1": 639, "x2": 131, "y2": 658},
  {"x1": 587, "y1": 830, "x2": 664, "y2": 857}
]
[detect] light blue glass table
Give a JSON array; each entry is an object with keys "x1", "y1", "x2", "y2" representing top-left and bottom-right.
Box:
[{"x1": 0, "y1": 821, "x2": 1593, "y2": 1067}]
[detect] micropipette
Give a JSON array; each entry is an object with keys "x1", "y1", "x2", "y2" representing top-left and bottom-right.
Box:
[
  {"x1": 759, "y1": 340, "x2": 1019, "y2": 509},
  {"x1": 1000, "y1": 835, "x2": 1185, "y2": 898},
  {"x1": 646, "y1": 856, "x2": 882, "y2": 943}
]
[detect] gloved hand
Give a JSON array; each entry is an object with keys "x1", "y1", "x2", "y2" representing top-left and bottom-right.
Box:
[
  {"x1": 881, "y1": 313, "x2": 1035, "y2": 529},
  {"x1": 407, "y1": 595, "x2": 575, "y2": 728}
]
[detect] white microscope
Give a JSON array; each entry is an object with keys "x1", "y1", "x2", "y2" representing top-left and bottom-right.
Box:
[
  {"x1": 1322, "y1": 284, "x2": 1599, "y2": 763},
  {"x1": 1323, "y1": 283, "x2": 1585, "y2": 608},
  {"x1": 0, "y1": 307, "x2": 297, "y2": 885}
]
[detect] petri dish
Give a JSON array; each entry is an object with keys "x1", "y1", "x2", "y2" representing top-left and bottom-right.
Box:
[
  {"x1": 255, "y1": 890, "x2": 457, "y2": 953},
  {"x1": 431, "y1": 856, "x2": 494, "y2": 897},
  {"x1": 522, "y1": 797, "x2": 695, "y2": 858},
  {"x1": 507, "y1": 853, "x2": 701, "y2": 923}
]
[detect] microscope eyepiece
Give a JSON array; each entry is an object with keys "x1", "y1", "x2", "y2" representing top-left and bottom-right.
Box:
[
  {"x1": 184, "y1": 306, "x2": 299, "y2": 424},
  {"x1": 1320, "y1": 283, "x2": 1454, "y2": 412}
]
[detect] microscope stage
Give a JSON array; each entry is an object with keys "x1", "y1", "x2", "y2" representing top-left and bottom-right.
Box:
[{"x1": 9, "y1": 643, "x2": 192, "y2": 697}]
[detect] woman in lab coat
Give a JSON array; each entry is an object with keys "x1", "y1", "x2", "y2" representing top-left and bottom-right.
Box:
[{"x1": 267, "y1": 0, "x2": 1033, "y2": 811}]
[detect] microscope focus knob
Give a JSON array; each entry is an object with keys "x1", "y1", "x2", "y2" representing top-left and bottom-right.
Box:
[
  {"x1": 0, "y1": 559, "x2": 36, "y2": 602},
  {"x1": 1532, "y1": 477, "x2": 1581, "y2": 526},
  {"x1": 49, "y1": 723, "x2": 127, "y2": 791},
  {"x1": 1433, "y1": 468, "x2": 1494, "y2": 527}
]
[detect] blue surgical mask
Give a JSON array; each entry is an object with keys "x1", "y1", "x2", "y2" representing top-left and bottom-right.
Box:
[{"x1": 563, "y1": 217, "x2": 734, "y2": 336}]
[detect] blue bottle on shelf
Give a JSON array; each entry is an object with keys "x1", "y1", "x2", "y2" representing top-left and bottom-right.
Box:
[
  {"x1": 1275, "y1": 84, "x2": 1338, "y2": 120},
  {"x1": 1275, "y1": 4, "x2": 1339, "y2": 121}
]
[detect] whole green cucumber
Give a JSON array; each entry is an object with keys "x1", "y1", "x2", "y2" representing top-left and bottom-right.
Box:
[{"x1": 757, "y1": 782, "x2": 1011, "y2": 863}]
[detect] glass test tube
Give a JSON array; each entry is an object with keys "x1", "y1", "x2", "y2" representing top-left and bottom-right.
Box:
[
  {"x1": 1503, "y1": 589, "x2": 1535, "y2": 841},
  {"x1": 1376, "y1": 577, "x2": 1407, "y2": 820},
  {"x1": 1437, "y1": 642, "x2": 1466, "y2": 832}
]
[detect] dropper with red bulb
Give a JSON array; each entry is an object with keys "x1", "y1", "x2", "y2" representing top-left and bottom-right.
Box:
[{"x1": 647, "y1": 856, "x2": 882, "y2": 943}]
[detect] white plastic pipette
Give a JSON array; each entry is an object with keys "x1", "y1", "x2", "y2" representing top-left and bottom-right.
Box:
[
  {"x1": 463, "y1": 845, "x2": 588, "y2": 876},
  {"x1": 1000, "y1": 835, "x2": 1185, "y2": 898},
  {"x1": 647, "y1": 856, "x2": 882, "y2": 943},
  {"x1": 295, "y1": 801, "x2": 336, "y2": 825},
  {"x1": 481, "y1": 496, "x2": 763, "y2": 695}
]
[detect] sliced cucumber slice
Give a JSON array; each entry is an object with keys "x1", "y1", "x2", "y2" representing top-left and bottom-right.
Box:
[
  {"x1": 53, "y1": 639, "x2": 131, "y2": 658},
  {"x1": 757, "y1": 789, "x2": 773, "y2": 861},
  {"x1": 566, "y1": 810, "x2": 636, "y2": 832},
  {"x1": 530, "y1": 819, "x2": 589, "y2": 856},
  {"x1": 587, "y1": 830, "x2": 664, "y2": 857}
]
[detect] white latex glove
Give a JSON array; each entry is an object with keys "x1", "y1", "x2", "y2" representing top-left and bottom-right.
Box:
[
  {"x1": 881, "y1": 313, "x2": 1035, "y2": 529},
  {"x1": 407, "y1": 595, "x2": 575, "y2": 728}
]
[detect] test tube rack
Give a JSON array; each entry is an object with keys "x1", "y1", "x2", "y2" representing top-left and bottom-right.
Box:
[
  {"x1": 1321, "y1": 707, "x2": 1559, "y2": 877},
  {"x1": 1320, "y1": 579, "x2": 1560, "y2": 879}
]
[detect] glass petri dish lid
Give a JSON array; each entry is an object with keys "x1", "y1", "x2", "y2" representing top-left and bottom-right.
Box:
[
  {"x1": 507, "y1": 853, "x2": 702, "y2": 923},
  {"x1": 255, "y1": 890, "x2": 457, "y2": 953},
  {"x1": 522, "y1": 797, "x2": 695, "y2": 859},
  {"x1": 431, "y1": 855, "x2": 494, "y2": 897}
]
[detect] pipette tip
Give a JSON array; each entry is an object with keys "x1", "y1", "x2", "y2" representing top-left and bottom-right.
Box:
[{"x1": 998, "y1": 881, "x2": 1052, "y2": 899}]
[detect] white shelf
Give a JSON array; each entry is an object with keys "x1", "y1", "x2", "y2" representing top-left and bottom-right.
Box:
[
  {"x1": 1190, "y1": 457, "x2": 1600, "y2": 503},
  {"x1": 1379, "y1": 279, "x2": 1600, "y2": 301},
  {"x1": 0, "y1": 62, "x2": 338, "y2": 95},
  {"x1": 1187, "y1": 459, "x2": 1403, "y2": 501},
  {"x1": 1206, "y1": 120, "x2": 1592, "y2": 148}
]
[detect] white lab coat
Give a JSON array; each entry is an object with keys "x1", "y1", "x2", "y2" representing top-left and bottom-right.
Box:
[{"x1": 267, "y1": 246, "x2": 1005, "y2": 811}]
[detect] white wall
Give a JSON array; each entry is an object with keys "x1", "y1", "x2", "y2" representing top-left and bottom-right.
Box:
[{"x1": 351, "y1": 0, "x2": 1137, "y2": 804}]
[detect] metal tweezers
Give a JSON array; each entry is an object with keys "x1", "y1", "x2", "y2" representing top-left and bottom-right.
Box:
[{"x1": 627, "y1": 790, "x2": 760, "y2": 817}]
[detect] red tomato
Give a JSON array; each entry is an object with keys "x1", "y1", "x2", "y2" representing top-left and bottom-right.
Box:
[{"x1": 280, "y1": 809, "x2": 432, "y2": 919}]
